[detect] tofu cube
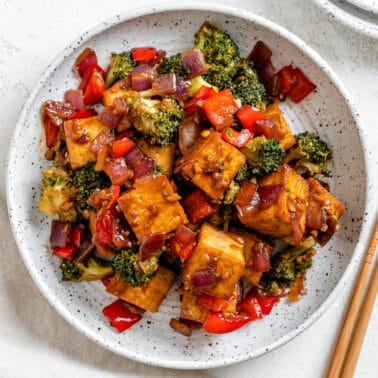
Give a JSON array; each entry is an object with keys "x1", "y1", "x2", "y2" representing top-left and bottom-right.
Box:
[
  {"x1": 106, "y1": 267, "x2": 176, "y2": 313},
  {"x1": 265, "y1": 101, "x2": 296, "y2": 151},
  {"x1": 306, "y1": 177, "x2": 344, "y2": 245},
  {"x1": 182, "y1": 223, "x2": 245, "y2": 299},
  {"x1": 103, "y1": 81, "x2": 140, "y2": 107},
  {"x1": 235, "y1": 232, "x2": 272, "y2": 286},
  {"x1": 242, "y1": 164, "x2": 309, "y2": 243},
  {"x1": 64, "y1": 116, "x2": 112, "y2": 170},
  {"x1": 180, "y1": 289, "x2": 209, "y2": 324},
  {"x1": 117, "y1": 174, "x2": 188, "y2": 240},
  {"x1": 137, "y1": 140, "x2": 176, "y2": 175},
  {"x1": 174, "y1": 131, "x2": 246, "y2": 200}
]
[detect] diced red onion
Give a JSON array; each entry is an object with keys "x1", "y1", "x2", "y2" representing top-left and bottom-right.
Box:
[
  {"x1": 131, "y1": 64, "x2": 154, "y2": 92},
  {"x1": 191, "y1": 269, "x2": 219, "y2": 288},
  {"x1": 112, "y1": 216, "x2": 133, "y2": 249},
  {"x1": 64, "y1": 89, "x2": 84, "y2": 110},
  {"x1": 43, "y1": 100, "x2": 76, "y2": 126},
  {"x1": 254, "y1": 119, "x2": 281, "y2": 140},
  {"x1": 50, "y1": 220, "x2": 71, "y2": 248},
  {"x1": 113, "y1": 97, "x2": 129, "y2": 115},
  {"x1": 174, "y1": 76, "x2": 191, "y2": 101},
  {"x1": 152, "y1": 73, "x2": 176, "y2": 95},
  {"x1": 124, "y1": 146, "x2": 144, "y2": 168},
  {"x1": 235, "y1": 181, "x2": 260, "y2": 225},
  {"x1": 103, "y1": 157, "x2": 133, "y2": 185},
  {"x1": 248, "y1": 41, "x2": 273, "y2": 70},
  {"x1": 91, "y1": 131, "x2": 114, "y2": 155},
  {"x1": 258, "y1": 185, "x2": 283, "y2": 205},
  {"x1": 99, "y1": 106, "x2": 123, "y2": 128},
  {"x1": 252, "y1": 244, "x2": 271, "y2": 272},
  {"x1": 173, "y1": 225, "x2": 196, "y2": 248},
  {"x1": 306, "y1": 206, "x2": 327, "y2": 231},
  {"x1": 75, "y1": 241, "x2": 95, "y2": 263},
  {"x1": 178, "y1": 116, "x2": 202, "y2": 154},
  {"x1": 139, "y1": 232, "x2": 166, "y2": 260},
  {"x1": 132, "y1": 156, "x2": 155, "y2": 179},
  {"x1": 181, "y1": 48, "x2": 208, "y2": 79}
]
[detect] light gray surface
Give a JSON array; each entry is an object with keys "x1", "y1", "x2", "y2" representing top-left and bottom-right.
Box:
[{"x1": 0, "y1": 0, "x2": 377, "y2": 377}]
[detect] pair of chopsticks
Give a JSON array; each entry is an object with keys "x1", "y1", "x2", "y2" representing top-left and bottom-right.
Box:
[{"x1": 327, "y1": 221, "x2": 378, "y2": 378}]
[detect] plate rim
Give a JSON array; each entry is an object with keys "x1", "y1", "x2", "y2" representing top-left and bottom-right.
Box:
[
  {"x1": 312, "y1": 0, "x2": 378, "y2": 38},
  {"x1": 5, "y1": 1, "x2": 374, "y2": 369}
]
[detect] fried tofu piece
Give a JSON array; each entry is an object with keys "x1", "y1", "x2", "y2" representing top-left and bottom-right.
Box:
[
  {"x1": 64, "y1": 116, "x2": 112, "y2": 170},
  {"x1": 137, "y1": 140, "x2": 176, "y2": 175},
  {"x1": 241, "y1": 164, "x2": 309, "y2": 244},
  {"x1": 180, "y1": 289, "x2": 209, "y2": 324},
  {"x1": 117, "y1": 174, "x2": 188, "y2": 240},
  {"x1": 306, "y1": 177, "x2": 344, "y2": 245},
  {"x1": 174, "y1": 131, "x2": 246, "y2": 200},
  {"x1": 182, "y1": 223, "x2": 245, "y2": 299},
  {"x1": 102, "y1": 80, "x2": 140, "y2": 107},
  {"x1": 235, "y1": 232, "x2": 272, "y2": 286},
  {"x1": 106, "y1": 267, "x2": 176, "y2": 313},
  {"x1": 265, "y1": 101, "x2": 296, "y2": 151}
]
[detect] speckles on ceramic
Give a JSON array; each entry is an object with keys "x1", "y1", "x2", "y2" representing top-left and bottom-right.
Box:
[
  {"x1": 312, "y1": 0, "x2": 378, "y2": 38},
  {"x1": 5, "y1": 3, "x2": 370, "y2": 370}
]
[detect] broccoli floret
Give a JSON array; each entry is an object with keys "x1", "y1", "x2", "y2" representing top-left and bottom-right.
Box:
[
  {"x1": 126, "y1": 96, "x2": 183, "y2": 146},
  {"x1": 222, "y1": 180, "x2": 240, "y2": 205},
  {"x1": 60, "y1": 257, "x2": 114, "y2": 282},
  {"x1": 158, "y1": 53, "x2": 190, "y2": 77},
  {"x1": 229, "y1": 59, "x2": 267, "y2": 107},
  {"x1": 195, "y1": 21, "x2": 240, "y2": 67},
  {"x1": 283, "y1": 131, "x2": 332, "y2": 177},
  {"x1": 72, "y1": 162, "x2": 110, "y2": 213},
  {"x1": 194, "y1": 22, "x2": 266, "y2": 107},
  {"x1": 105, "y1": 52, "x2": 137, "y2": 88},
  {"x1": 234, "y1": 163, "x2": 251, "y2": 183},
  {"x1": 187, "y1": 75, "x2": 217, "y2": 97},
  {"x1": 112, "y1": 249, "x2": 159, "y2": 286},
  {"x1": 262, "y1": 237, "x2": 316, "y2": 293},
  {"x1": 241, "y1": 136, "x2": 285, "y2": 176},
  {"x1": 39, "y1": 166, "x2": 77, "y2": 222}
]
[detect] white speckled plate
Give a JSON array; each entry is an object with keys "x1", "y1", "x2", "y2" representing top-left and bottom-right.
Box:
[
  {"x1": 6, "y1": 3, "x2": 369, "y2": 369},
  {"x1": 345, "y1": 0, "x2": 378, "y2": 14},
  {"x1": 312, "y1": 0, "x2": 378, "y2": 38}
]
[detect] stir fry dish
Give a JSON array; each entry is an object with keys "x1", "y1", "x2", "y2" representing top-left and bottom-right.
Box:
[{"x1": 39, "y1": 22, "x2": 344, "y2": 336}]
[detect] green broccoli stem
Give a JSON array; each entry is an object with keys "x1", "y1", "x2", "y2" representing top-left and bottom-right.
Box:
[{"x1": 282, "y1": 236, "x2": 317, "y2": 262}]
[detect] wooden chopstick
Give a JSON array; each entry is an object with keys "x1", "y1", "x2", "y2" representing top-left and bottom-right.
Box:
[
  {"x1": 327, "y1": 221, "x2": 378, "y2": 378},
  {"x1": 340, "y1": 260, "x2": 378, "y2": 377}
]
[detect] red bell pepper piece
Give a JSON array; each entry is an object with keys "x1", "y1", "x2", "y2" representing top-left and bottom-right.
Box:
[
  {"x1": 83, "y1": 70, "x2": 106, "y2": 105},
  {"x1": 131, "y1": 47, "x2": 158, "y2": 63},
  {"x1": 96, "y1": 209, "x2": 115, "y2": 245},
  {"x1": 53, "y1": 246, "x2": 76, "y2": 260},
  {"x1": 254, "y1": 290, "x2": 279, "y2": 315},
  {"x1": 112, "y1": 137, "x2": 134, "y2": 158},
  {"x1": 101, "y1": 276, "x2": 113, "y2": 287},
  {"x1": 203, "y1": 312, "x2": 250, "y2": 334},
  {"x1": 198, "y1": 293, "x2": 235, "y2": 313},
  {"x1": 236, "y1": 104, "x2": 267, "y2": 133},
  {"x1": 44, "y1": 118, "x2": 59, "y2": 148},
  {"x1": 169, "y1": 225, "x2": 196, "y2": 260},
  {"x1": 102, "y1": 299, "x2": 142, "y2": 332},
  {"x1": 75, "y1": 48, "x2": 98, "y2": 77},
  {"x1": 69, "y1": 226, "x2": 83, "y2": 249},
  {"x1": 238, "y1": 295, "x2": 263, "y2": 320},
  {"x1": 221, "y1": 127, "x2": 252, "y2": 147},
  {"x1": 68, "y1": 108, "x2": 97, "y2": 120},
  {"x1": 79, "y1": 64, "x2": 105, "y2": 92},
  {"x1": 183, "y1": 85, "x2": 217, "y2": 115},
  {"x1": 277, "y1": 65, "x2": 296, "y2": 98},
  {"x1": 287, "y1": 67, "x2": 316, "y2": 103},
  {"x1": 181, "y1": 189, "x2": 216, "y2": 224},
  {"x1": 202, "y1": 89, "x2": 238, "y2": 130}
]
